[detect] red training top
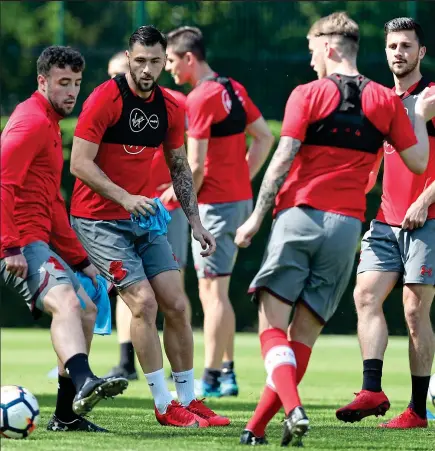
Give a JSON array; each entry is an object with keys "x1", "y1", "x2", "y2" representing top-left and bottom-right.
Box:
[
  {"x1": 186, "y1": 77, "x2": 261, "y2": 204},
  {"x1": 0, "y1": 91, "x2": 89, "y2": 267},
  {"x1": 71, "y1": 80, "x2": 185, "y2": 219},
  {"x1": 376, "y1": 80, "x2": 435, "y2": 226},
  {"x1": 274, "y1": 76, "x2": 417, "y2": 221}
]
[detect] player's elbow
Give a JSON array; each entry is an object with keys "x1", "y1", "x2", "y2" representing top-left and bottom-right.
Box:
[
  {"x1": 70, "y1": 156, "x2": 86, "y2": 179},
  {"x1": 401, "y1": 147, "x2": 429, "y2": 175},
  {"x1": 407, "y1": 158, "x2": 428, "y2": 175}
]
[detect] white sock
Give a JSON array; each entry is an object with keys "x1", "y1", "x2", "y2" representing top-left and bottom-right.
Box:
[
  {"x1": 172, "y1": 368, "x2": 195, "y2": 406},
  {"x1": 144, "y1": 368, "x2": 173, "y2": 414}
]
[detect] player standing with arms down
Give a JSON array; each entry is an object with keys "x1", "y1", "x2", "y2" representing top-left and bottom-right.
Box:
[
  {"x1": 0, "y1": 46, "x2": 128, "y2": 432},
  {"x1": 234, "y1": 12, "x2": 434, "y2": 446},
  {"x1": 165, "y1": 26, "x2": 274, "y2": 397},
  {"x1": 337, "y1": 17, "x2": 435, "y2": 429},
  {"x1": 69, "y1": 26, "x2": 229, "y2": 427}
]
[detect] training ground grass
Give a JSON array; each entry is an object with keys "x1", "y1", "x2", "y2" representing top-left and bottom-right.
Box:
[{"x1": 1, "y1": 329, "x2": 434, "y2": 450}]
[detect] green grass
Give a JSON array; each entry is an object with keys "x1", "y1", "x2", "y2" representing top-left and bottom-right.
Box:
[{"x1": 1, "y1": 330, "x2": 434, "y2": 450}]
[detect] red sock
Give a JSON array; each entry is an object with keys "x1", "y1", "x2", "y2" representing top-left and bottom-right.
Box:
[
  {"x1": 246, "y1": 340, "x2": 312, "y2": 437},
  {"x1": 260, "y1": 328, "x2": 301, "y2": 415}
]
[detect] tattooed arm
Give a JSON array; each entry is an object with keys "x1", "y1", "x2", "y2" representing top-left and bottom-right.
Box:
[
  {"x1": 164, "y1": 144, "x2": 216, "y2": 256},
  {"x1": 235, "y1": 136, "x2": 302, "y2": 248}
]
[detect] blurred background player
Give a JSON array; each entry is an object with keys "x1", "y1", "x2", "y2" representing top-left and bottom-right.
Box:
[
  {"x1": 234, "y1": 12, "x2": 434, "y2": 446},
  {"x1": 165, "y1": 26, "x2": 274, "y2": 397},
  {"x1": 337, "y1": 17, "x2": 435, "y2": 429},
  {"x1": 104, "y1": 52, "x2": 192, "y2": 382},
  {"x1": 69, "y1": 25, "x2": 228, "y2": 427},
  {"x1": 0, "y1": 45, "x2": 128, "y2": 433}
]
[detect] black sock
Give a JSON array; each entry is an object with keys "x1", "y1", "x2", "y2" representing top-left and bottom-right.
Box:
[
  {"x1": 408, "y1": 375, "x2": 430, "y2": 419},
  {"x1": 222, "y1": 360, "x2": 234, "y2": 374},
  {"x1": 203, "y1": 368, "x2": 221, "y2": 388},
  {"x1": 64, "y1": 353, "x2": 95, "y2": 392},
  {"x1": 362, "y1": 359, "x2": 383, "y2": 392},
  {"x1": 55, "y1": 375, "x2": 79, "y2": 422},
  {"x1": 119, "y1": 341, "x2": 135, "y2": 372}
]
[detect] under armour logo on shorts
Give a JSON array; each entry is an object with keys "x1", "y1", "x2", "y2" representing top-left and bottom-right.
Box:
[
  {"x1": 420, "y1": 265, "x2": 433, "y2": 277},
  {"x1": 47, "y1": 256, "x2": 65, "y2": 271},
  {"x1": 109, "y1": 260, "x2": 128, "y2": 282}
]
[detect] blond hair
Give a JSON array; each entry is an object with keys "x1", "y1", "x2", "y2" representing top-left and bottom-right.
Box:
[{"x1": 308, "y1": 12, "x2": 359, "y2": 55}]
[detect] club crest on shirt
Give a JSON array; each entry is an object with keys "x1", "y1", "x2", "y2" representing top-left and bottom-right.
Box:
[
  {"x1": 129, "y1": 108, "x2": 159, "y2": 132},
  {"x1": 221, "y1": 89, "x2": 244, "y2": 114}
]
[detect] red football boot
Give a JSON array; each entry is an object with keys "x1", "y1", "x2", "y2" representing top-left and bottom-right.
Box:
[
  {"x1": 336, "y1": 390, "x2": 390, "y2": 423},
  {"x1": 186, "y1": 399, "x2": 230, "y2": 426},
  {"x1": 155, "y1": 400, "x2": 209, "y2": 428},
  {"x1": 379, "y1": 408, "x2": 428, "y2": 429}
]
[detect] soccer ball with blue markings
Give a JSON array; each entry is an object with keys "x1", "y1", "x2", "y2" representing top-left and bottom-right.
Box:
[
  {"x1": 429, "y1": 374, "x2": 435, "y2": 407},
  {"x1": 1, "y1": 385, "x2": 40, "y2": 439}
]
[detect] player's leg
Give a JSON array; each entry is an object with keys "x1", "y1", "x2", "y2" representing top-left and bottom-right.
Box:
[
  {"x1": 336, "y1": 220, "x2": 402, "y2": 422},
  {"x1": 105, "y1": 295, "x2": 138, "y2": 380},
  {"x1": 380, "y1": 221, "x2": 435, "y2": 428}
]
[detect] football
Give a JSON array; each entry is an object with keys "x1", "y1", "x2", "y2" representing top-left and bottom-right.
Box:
[
  {"x1": 0, "y1": 385, "x2": 40, "y2": 439},
  {"x1": 429, "y1": 374, "x2": 435, "y2": 407}
]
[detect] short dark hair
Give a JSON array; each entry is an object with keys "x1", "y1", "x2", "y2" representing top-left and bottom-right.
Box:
[
  {"x1": 384, "y1": 17, "x2": 425, "y2": 46},
  {"x1": 167, "y1": 26, "x2": 206, "y2": 61},
  {"x1": 37, "y1": 46, "x2": 85, "y2": 77},
  {"x1": 129, "y1": 25, "x2": 167, "y2": 51}
]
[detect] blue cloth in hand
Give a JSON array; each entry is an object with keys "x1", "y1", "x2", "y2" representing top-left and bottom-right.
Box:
[
  {"x1": 75, "y1": 272, "x2": 112, "y2": 336},
  {"x1": 130, "y1": 197, "x2": 171, "y2": 236}
]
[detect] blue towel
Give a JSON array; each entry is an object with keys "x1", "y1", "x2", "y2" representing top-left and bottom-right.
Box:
[
  {"x1": 428, "y1": 409, "x2": 435, "y2": 420},
  {"x1": 130, "y1": 197, "x2": 171, "y2": 236},
  {"x1": 75, "y1": 272, "x2": 112, "y2": 336}
]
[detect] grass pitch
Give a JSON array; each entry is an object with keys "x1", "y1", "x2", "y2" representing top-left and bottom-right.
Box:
[{"x1": 1, "y1": 329, "x2": 434, "y2": 450}]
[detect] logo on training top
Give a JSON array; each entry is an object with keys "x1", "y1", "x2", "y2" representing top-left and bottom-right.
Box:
[
  {"x1": 221, "y1": 89, "x2": 244, "y2": 114},
  {"x1": 129, "y1": 108, "x2": 159, "y2": 132}
]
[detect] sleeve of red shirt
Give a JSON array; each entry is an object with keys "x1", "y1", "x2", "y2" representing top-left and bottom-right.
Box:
[
  {"x1": 49, "y1": 191, "x2": 90, "y2": 269},
  {"x1": 74, "y1": 80, "x2": 120, "y2": 144},
  {"x1": 186, "y1": 91, "x2": 215, "y2": 140},
  {"x1": 163, "y1": 101, "x2": 186, "y2": 150},
  {"x1": 0, "y1": 116, "x2": 47, "y2": 254},
  {"x1": 386, "y1": 94, "x2": 418, "y2": 152},
  {"x1": 280, "y1": 86, "x2": 311, "y2": 140}
]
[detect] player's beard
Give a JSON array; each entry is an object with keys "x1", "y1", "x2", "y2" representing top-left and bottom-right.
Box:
[
  {"x1": 47, "y1": 92, "x2": 75, "y2": 117},
  {"x1": 389, "y1": 55, "x2": 419, "y2": 79},
  {"x1": 130, "y1": 69, "x2": 156, "y2": 93}
]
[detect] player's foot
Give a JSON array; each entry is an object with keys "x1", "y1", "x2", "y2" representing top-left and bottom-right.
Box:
[
  {"x1": 240, "y1": 430, "x2": 268, "y2": 445},
  {"x1": 379, "y1": 408, "x2": 428, "y2": 429},
  {"x1": 186, "y1": 398, "x2": 230, "y2": 426},
  {"x1": 104, "y1": 365, "x2": 138, "y2": 381},
  {"x1": 194, "y1": 379, "x2": 222, "y2": 398},
  {"x1": 155, "y1": 400, "x2": 209, "y2": 428},
  {"x1": 220, "y1": 371, "x2": 239, "y2": 397},
  {"x1": 336, "y1": 390, "x2": 390, "y2": 423},
  {"x1": 46, "y1": 414, "x2": 108, "y2": 432},
  {"x1": 72, "y1": 376, "x2": 128, "y2": 416},
  {"x1": 281, "y1": 406, "x2": 309, "y2": 447}
]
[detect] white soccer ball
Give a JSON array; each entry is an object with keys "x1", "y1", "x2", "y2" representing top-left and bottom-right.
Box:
[
  {"x1": 429, "y1": 374, "x2": 435, "y2": 407},
  {"x1": 0, "y1": 385, "x2": 40, "y2": 439}
]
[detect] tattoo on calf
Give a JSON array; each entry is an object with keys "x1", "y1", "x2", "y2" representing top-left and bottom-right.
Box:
[{"x1": 168, "y1": 148, "x2": 199, "y2": 218}]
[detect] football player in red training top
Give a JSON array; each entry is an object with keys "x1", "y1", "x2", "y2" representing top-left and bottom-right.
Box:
[
  {"x1": 69, "y1": 25, "x2": 229, "y2": 428},
  {"x1": 234, "y1": 12, "x2": 435, "y2": 446},
  {"x1": 0, "y1": 46, "x2": 128, "y2": 433},
  {"x1": 165, "y1": 26, "x2": 274, "y2": 398},
  {"x1": 337, "y1": 17, "x2": 435, "y2": 429}
]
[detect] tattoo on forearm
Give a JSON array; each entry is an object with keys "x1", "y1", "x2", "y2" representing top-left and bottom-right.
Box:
[
  {"x1": 168, "y1": 148, "x2": 199, "y2": 219},
  {"x1": 255, "y1": 138, "x2": 301, "y2": 217}
]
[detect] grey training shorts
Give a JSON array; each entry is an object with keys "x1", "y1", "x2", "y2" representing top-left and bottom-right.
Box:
[
  {"x1": 357, "y1": 219, "x2": 435, "y2": 285},
  {"x1": 0, "y1": 241, "x2": 81, "y2": 318},
  {"x1": 192, "y1": 200, "x2": 253, "y2": 278},
  {"x1": 249, "y1": 206, "x2": 362, "y2": 324},
  {"x1": 167, "y1": 207, "x2": 189, "y2": 268},
  {"x1": 70, "y1": 216, "x2": 179, "y2": 291}
]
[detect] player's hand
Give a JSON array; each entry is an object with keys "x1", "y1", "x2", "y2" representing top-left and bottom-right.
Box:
[
  {"x1": 235, "y1": 214, "x2": 262, "y2": 248},
  {"x1": 122, "y1": 194, "x2": 156, "y2": 217},
  {"x1": 415, "y1": 87, "x2": 435, "y2": 122},
  {"x1": 81, "y1": 263, "x2": 100, "y2": 287},
  {"x1": 159, "y1": 184, "x2": 178, "y2": 205},
  {"x1": 191, "y1": 224, "x2": 216, "y2": 257},
  {"x1": 4, "y1": 253, "x2": 28, "y2": 279},
  {"x1": 401, "y1": 200, "x2": 429, "y2": 230}
]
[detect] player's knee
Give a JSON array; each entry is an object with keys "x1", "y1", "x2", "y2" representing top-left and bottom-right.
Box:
[
  {"x1": 48, "y1": 293, "x2": 82, "y2": 317},
  {"x1": 162, "y1": 294, "x2": 188, "y2": 320},
  {"x1": 353, "y1": 284, "x2": 379, "y2": 313},
  {"x1": 403, "y1": 297, "x2": 422, "y2": 335},
  {"x1": 130, "y1": 295, "x2": 158, "y2": 321}
]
